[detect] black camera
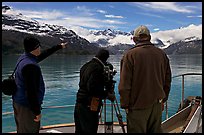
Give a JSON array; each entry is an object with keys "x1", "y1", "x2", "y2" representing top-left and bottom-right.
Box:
[
  {"x1": 104, "y1": 62, "x2": 117, "y2": 92},
  {"x1": 104, "y1": 62, "x2": 117, "y2": 82}
]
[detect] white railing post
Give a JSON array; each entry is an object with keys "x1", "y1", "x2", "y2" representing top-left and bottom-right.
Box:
[{"x1": 181, "y1": 75, "x2": 185, "y2": 109}]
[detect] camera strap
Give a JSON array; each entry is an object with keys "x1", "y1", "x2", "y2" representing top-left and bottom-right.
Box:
[
  {"x1": 93, "y1": 57, "x2": 105, "y2": 67},
  {"x1": 11, "y1": 57, "x2": 27, "y2": 77}
]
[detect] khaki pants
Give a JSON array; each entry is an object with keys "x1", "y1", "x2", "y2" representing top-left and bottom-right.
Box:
[
  {"x1": 13, "y1": 102, "x2": 40, "y2": 133},
  {"x1": 127, "y1": 101, "x2": 162, "y2": 133}
]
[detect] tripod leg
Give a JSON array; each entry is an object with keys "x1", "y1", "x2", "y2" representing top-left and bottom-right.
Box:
[
  {"x1": 112, "y1": 99, "x2": 126, "y2": 133},
  {"x1": 99, "y1": 102, "x2": 103, "y2": 123},
  {"x1": 104, "y1": 99, "x2": 106, "y2": 133},
  {"x1": 111, "y1": 100, "x2": 113, "y2": 133}
]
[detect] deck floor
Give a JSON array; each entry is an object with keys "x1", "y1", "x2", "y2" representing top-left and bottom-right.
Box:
[
  {"x1": 164, "y1": 119, "x2": 185, "y2": 133},
  {"x1": 40, "y1": 124, "x2": 127, "y2": 133}
]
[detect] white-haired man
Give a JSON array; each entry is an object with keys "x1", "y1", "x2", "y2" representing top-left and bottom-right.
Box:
[{"x1": 118, "y1": 25, "x2": 172, "y2": 133}]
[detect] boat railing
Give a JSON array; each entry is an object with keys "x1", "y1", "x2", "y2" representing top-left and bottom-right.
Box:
[
  {"x1": 2, "y1": 105, "x2": 75, "y2": 116},
  {"x1": 41, "y1": 105, "x2": 75, "y2": 109},
  {"x1": 164, "y1": 72, "x2": 202, "y2": 120},
  {"x1": 2, "y1": 104, "x2": 117, "y2": 115},
  {"x1": 3, "y1": 72, "x2": 202, "y2": 122}
]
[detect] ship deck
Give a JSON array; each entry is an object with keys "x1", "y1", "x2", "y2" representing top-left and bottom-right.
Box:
[{"x1": 39, "y1": 122, "x2": 127, "y2": 133}]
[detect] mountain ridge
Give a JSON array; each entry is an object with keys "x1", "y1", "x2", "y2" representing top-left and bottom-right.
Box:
[{"x1": 2, "y1": 5, "x2": 202, "y2": 55}]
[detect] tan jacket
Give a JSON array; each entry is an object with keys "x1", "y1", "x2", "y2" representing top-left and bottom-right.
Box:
[{"x1": 118, "y1": 41, "x2": 171, "y2": 109}]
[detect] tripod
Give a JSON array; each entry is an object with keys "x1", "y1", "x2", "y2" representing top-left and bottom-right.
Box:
[{"x1": 99, "y1": 82, "x2": 126, "y2": 133}]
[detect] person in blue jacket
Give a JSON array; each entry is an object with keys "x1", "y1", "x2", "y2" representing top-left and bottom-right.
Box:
[{"x1": 12, "y1": 36, "x2": 67, "y2": 133}]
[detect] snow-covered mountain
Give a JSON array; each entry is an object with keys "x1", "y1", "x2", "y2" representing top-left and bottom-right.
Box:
[
  {"x1": 151, "y1": 24, "x2": 202, "y2": 49},
  {"x1": 69, "y1": 24, "x2": 202, "y2": 49},
  {"x1": 2, "y1": 5, "x2": 202, "y2": 55},
  {"x1": 2, "y1": 5, "x2": 100, "y2": 55},
  {"x1": 69, "y1": 24, "x2": 202, "y2": 54},
  {"x1": 2, "y1": 6, "x2": 72, "y2": 36},
  {"x1": 163, "y1": 39, "x2": 202, "y2": 55}
]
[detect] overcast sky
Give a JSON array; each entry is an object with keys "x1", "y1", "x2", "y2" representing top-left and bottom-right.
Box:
[{"x1": 3, "y1": 2, "x2": 202, "y2": 32}]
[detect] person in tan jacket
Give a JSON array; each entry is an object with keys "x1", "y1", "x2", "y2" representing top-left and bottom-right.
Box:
[{"x1": 118, "y1": 25, "x2": 172, "y2": 133}]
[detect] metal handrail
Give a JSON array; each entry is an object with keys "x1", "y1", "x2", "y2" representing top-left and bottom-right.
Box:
[
  {"x1": 2, "y1": 105, "x2": 75, "y2": 116},
  {"x1": 165, "y1": 72, "x2": 202, "y2": 120},
  {"x1": 172, "y1": 73, "x2": 202, "y2": 78},
  {"x1": 42, "y1": 105, "x2": 75, "y2": 109},
  {"x1": 2, "y1": 103, "x2": 116, "y2": 116},
  {"x1": 3, "y1": 72, "x2": 202, "y2": 122}
]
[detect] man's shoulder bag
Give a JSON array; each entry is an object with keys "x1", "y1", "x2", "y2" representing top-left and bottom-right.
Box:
[
  {"x1": 2, "y1": 58, "x2": 25, "y2": 96},
  {"x1": 2, "y1": 75, "x2": 16, "y2": 96}
]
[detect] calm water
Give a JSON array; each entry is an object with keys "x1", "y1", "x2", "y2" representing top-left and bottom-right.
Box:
[{"x1": 2, "y1": 54, "x2": 202, "y2": 133}]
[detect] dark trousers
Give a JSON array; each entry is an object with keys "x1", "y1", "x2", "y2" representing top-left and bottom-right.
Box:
[
  {"x1": 13, "y1": 101, "x2": 40, "y2": 133},
  {"x1": 74, "y1": 102, "x2": 100, "y2": 133},
  {"x1": 127, "y1": 101, "x2": 163, "y2": 133}
]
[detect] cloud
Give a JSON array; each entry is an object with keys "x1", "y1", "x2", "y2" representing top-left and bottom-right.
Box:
[
  {"x1": 132, "y1": 2, "x2": 194, "y2": 13},
  {"x1": 75, "y1": 6, "x2": 94, "y2": 16},
  {"x1": 187, "y1": 15, "x2": 202, "y2": 18},
  {"x1": 14, "y1": 7, "x2": 126, "y2": 29},
  {"x1": 151, "y1": 24, "x2": 202, "y2": 48},
  {"x1": 39, "y1": 15, "x2": 126, "y2": 29},
  {"x1": 135, "y1": 12, "x2": 163, "y2": 18},
  {"x1": 103, "y1": 19, "x2": 126, "y2": 24},
  {"x1": 54, "y1": 16, "x2": 106, "y2": 28},
  {"x1": 105, "y1": 14, "x2": 124, "y2": 19},
  {"x1": 153, "y1": 28, "x2": 160, "y2": 31},
  {"x1": 96, "y1": 9, "x2": 107, "y2": 14},
  {"x1": 109, "y1": 5, "x2": 115, "y2": 8},
  {"x1": 17, "y1": 9, "x2": 64, "y2": 20}
]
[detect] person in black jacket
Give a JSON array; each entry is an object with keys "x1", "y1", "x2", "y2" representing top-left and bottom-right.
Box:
[
  {"x1": 12, "y1": 36, "x2": 67, "y2": 133},
  {"x1": 74, "y1": 49, "x2": 115, "y2": 133}
]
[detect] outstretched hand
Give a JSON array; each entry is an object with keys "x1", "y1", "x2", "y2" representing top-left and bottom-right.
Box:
[{"x1": 60, "y1": 42, "x2": 68, "y2": 49}]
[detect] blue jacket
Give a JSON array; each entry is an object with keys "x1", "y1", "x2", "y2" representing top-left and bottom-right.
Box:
[{"x1": 12, "y1": 53, "x2": 45, "y2": 107}]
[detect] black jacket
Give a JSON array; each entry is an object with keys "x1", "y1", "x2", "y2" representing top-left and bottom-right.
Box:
[{"x1": 76, "y1": 58, "x2": 108, "y2": 106}]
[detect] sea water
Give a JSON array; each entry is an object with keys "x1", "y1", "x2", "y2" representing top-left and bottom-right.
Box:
[{"x1": 2, "y1": 54, "x2": 202, "y2": 133}]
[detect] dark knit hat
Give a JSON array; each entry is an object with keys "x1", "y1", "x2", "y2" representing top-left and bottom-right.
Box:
[
  {"x1": 24, "y1": 36, "x2": 41, "y2": 52},
  {"x1": 95, "y1": 49, "x2": 109, "y2": 63}
]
